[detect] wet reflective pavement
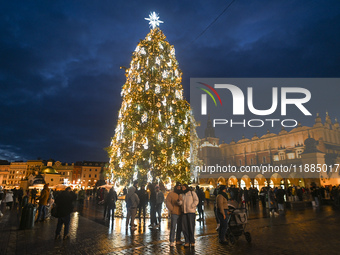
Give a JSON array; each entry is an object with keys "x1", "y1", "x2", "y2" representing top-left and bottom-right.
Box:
[{"x1": 1, "y1": 200, "x2": 340, "y2": 255}]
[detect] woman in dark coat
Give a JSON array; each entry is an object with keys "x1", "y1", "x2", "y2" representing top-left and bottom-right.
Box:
[{"x1": 106, "y1": 187, "x2": 118, "y2": 222}]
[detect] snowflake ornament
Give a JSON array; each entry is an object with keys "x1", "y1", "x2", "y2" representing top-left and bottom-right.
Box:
[
  {"x1": 155, "y1": 84, "x2": 160, "y2": 94},
  {"x1": 155, "y1": 57, "x2": 160, "y2": 65},
  {"x1": 158, "y1": 132, "x2": 164, "y2": 142},
  {"x1": 162, "y1": 70, "x2": 168, "y2": 79},
  {"x1": 141, "y1": 112, "x2": 148, "y2": 123}
]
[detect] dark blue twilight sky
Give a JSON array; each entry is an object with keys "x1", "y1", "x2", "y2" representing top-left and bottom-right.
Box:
[{"x1": 1, "y1": 0, "x2": 340, "y2": 162}]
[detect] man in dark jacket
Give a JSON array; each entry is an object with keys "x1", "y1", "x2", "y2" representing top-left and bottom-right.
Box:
[
  {"x1": 137, "y1": 185, "x2": 148, "y2": 219},
  {"x1": 55, "y1": 187, "x2": 76, "y2": 240}
]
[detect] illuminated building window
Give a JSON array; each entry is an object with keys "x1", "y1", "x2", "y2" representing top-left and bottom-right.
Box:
[
  {"x1": 287, "y1": 153, "x2": 295, "y2": 159},
  {"x1": 279, "y1": 152, "x2": 285, "y2": 160},
  {"x1": 296, "y1": 150, "x2": 303, "y2": 158}
]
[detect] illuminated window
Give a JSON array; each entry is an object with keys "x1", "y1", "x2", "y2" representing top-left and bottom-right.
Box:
[
  {"x1": 279, "y1": 152, "x2": 285, "y2": 160},
  {"x1": 287, "y1": 153, "x2": 295, "y2": 159},
  {"x1": 296, "y1": 150, "x2": 303, "y2": 158}
]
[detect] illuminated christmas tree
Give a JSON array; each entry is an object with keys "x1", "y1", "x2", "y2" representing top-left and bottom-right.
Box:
[{"x1": 108, "y1": 13, "x2": 196, "y2": 184}]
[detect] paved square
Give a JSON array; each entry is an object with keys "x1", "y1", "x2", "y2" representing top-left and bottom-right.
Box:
[{"x1": 1, "y1": 200, "x2": 340, "y2": 255}]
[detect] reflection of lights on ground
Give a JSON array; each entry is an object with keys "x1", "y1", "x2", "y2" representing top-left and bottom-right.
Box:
[{"x1": 71, "y1": 212, "x2": 79, "y2": 238}]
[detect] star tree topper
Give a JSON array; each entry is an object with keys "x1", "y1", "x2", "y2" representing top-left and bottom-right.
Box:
[{"x1": 145, "y1": 12, "x2": 163, "y2": 29}]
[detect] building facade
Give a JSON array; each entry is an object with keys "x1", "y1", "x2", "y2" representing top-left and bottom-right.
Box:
[
  {"x1": 198, "y1": 113, "x2": 340, "y2": 189},
  {"x1": 53, "y1": 161, "x2": 73, "y2": 185},
  {"x1": 7, "y1": 162, "x2": 27, "y2": 187},
  {"x1": 0, "y1": 161, "x2": 10, "y2": 187},
  {"x1": 81, "y1": 161, "x2": 108, "y2": 189}
]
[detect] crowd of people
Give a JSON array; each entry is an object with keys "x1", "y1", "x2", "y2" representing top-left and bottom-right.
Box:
[{"x1": 1, "y1": 182, "x2": 340, "y2": 246}]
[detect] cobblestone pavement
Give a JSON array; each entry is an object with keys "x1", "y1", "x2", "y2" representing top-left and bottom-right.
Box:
[{"x1": 1, "y1": 200, "x2": 340, "y2": 255}]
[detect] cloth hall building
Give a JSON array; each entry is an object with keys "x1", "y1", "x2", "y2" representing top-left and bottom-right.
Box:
[{"x1": 198, "y1": 113, "x2": 340, "y2": 189}]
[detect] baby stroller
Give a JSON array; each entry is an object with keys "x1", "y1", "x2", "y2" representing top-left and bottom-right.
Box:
[{"x1": 226, "y1": 205, "x2": 251, "y2": 244}]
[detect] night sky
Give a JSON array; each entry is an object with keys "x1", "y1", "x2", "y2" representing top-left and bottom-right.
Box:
[{"x1": 1, "y1": 0, "x2": 340, "y2": 163}]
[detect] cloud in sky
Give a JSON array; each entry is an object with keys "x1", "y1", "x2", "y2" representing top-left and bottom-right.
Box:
[{"x1": 1, "y1": 0, "x2": 339, "y2": 162}]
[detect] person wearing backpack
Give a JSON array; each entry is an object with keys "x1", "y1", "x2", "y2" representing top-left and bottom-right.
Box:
[
  {"x1": 125, "y1": 186, "x2": 140, "y2": 231},
  {"x1": 178, "y1": 184, "x2": 199, "y2": 247}
]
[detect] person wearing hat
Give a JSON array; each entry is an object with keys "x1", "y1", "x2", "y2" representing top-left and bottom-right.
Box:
[
  {"x1": 36, "y1": 184, "x2": 50, "y2": 222},
  {"x1": 166, "y1": 182, "x2": 183, "y2": 246},
  {"x1": 216, "y1": 185, "x2": 229, "y2": 244}
]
